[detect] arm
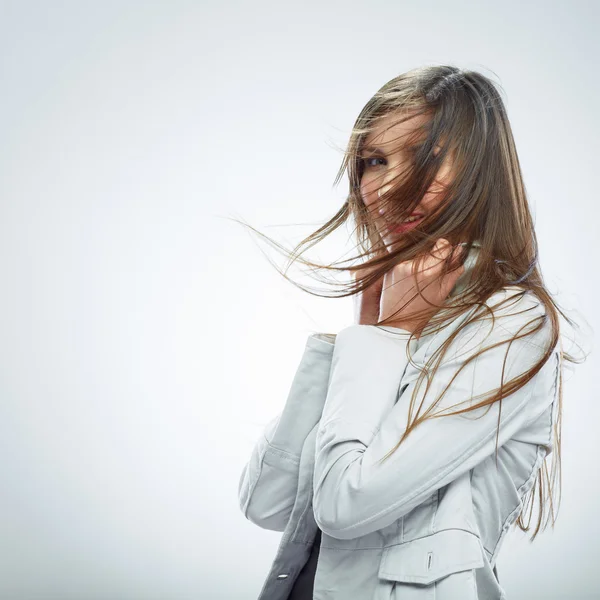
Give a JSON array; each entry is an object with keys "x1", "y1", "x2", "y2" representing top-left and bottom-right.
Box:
[
  {"x1": 238, "y1": 333, "x2": 335, "y2": 531},
  {"x1": 313, "y1": 290, "x2": 559, "y2": 540}
]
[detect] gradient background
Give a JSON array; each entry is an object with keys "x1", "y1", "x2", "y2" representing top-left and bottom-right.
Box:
[{"x1": 1, "y1": 1, "x2": 597, "y2": 599}]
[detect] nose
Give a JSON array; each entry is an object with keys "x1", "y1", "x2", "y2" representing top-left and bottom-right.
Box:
[
  {"x1": 377, "y1": 168, "x2": 398, "y2": 208},
  {"x1": 377, "y1": 186, "x2": 390, "y2": 216}
]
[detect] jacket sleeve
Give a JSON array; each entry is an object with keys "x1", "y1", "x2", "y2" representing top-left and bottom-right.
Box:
[
  {"x1": 238, "y1": 333, "x2": 335, "y2": 531},
  {"x1": 312, "y1": 291, "x2": 560, "y2": 540}
]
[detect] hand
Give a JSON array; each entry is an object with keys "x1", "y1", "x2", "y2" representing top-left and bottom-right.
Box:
[
  {"x1": 351, "y1": 248, "x2": 387, "y2": 326},
  {"x1": 379, "y1": 238, "x2": 465, "y2": 334}
]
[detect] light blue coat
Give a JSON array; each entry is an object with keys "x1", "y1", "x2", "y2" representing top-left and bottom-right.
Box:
[{"x1": 238, "y1": 246, "x2": 561, "y2": 599}]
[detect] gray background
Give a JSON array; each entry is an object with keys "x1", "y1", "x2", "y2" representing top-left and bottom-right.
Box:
[{"x1": 1, "y1": 1, "x2": 597, "y2": 598}]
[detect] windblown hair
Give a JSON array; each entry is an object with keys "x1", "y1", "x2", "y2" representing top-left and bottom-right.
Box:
[{"x1": 228, "y1": 65, "x2": 588, "y2": 541}]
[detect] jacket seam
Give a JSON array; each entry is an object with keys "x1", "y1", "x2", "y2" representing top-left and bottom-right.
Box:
[
  {"x1": 485, "y1": 349, "x2": 559, "y2": 555},
  {"x1": 264, "y1": 439, "x2": 301, "y2": 465},
  {"x1": 317, "y1": 417, "x2": 381, "y2": 439},
  {"x1": 242, "y1": 441, "x2": 268, "y2": 518},
  {"x1": 487, "y1": 442, "x2": 547, "y2": 558},
  {"x1": 319, "y1": 527, "x2": 481, "y2": 550}
]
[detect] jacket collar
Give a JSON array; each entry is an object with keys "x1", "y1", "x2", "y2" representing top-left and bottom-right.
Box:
[{"x1": 449, "y1": 241, "x2": 481, "y2": 298}]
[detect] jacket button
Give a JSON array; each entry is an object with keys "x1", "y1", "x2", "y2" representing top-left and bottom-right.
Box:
[{"x1": 276, "y1": 574, "x2": 289, "y2": 579}]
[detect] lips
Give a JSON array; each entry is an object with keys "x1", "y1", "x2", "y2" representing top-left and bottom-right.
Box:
[
  {"x1": 380, "y1": 212, "x2": 424, "y2": 227},
  {"x1": 386, "y1": 214, "x2": 425, "y2": 234},
  {"x1": 400, "y1": 213, "x2": 425, "y2": 222},
  {"x1": 378, "y1": 207, "x2": 424, "y2": 219}
]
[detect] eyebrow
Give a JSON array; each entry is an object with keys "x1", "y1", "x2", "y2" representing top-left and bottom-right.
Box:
[
  {"x1": 361, "y1": 143, "x2": 412, "y2": 154},
  {"x1": 361, "y1": 145, "x2": 383, "y2": 153},
  {"x1": 362, "y1": 140, "x2": 435, "y2": 156}
]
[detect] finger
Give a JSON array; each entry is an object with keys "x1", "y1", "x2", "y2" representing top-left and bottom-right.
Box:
[
  {"x1": 440, "y1": 263, "x2": 465, "y2": 297},
  {"x1": 430, "y1": 238, "x2": 451, "y2": 259},
  {"x1": 433, "y1": 240, "x2": 463, "y2": 272},
  {"x1": 450, "y1": 243, "x2": 465, "y2": 268},
  {"x1": 419, "y1": 239, "x2": 452, "y2": 276},
  {"x1": 418, "y1": 246, "x2": 463, "y2": 296},
  {"x1": 414, "y1": 261, "x2": 463, "y2": 302}
]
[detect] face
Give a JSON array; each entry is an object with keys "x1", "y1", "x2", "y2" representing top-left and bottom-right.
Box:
[{"x1": 359, "y1": 110, "x2": 455, "y2": 248}]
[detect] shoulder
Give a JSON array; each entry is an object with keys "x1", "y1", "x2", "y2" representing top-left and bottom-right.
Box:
[
  {"x1": 479, "y1": 286, "x2": 554, "y2": 348},
  {"x1": 455, "y1": 288, "x2": 560, "y2": 383},
  {"x1": 422, "y1": 286, "x2": 556, "y2": 361}
]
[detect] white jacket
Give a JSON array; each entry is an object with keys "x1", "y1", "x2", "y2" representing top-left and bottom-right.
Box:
[{"x1": 238, "y1": 247, "x2": 561, "y2": 599}]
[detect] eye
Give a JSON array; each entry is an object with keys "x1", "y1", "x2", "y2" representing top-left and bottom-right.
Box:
[{"x1": 362, "y1": 156, "x2": 386, "y2": 168}]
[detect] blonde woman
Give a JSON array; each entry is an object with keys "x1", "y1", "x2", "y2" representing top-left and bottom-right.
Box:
[{"x1": 237, "y1": 65, "x2": 583, "y2": 599}]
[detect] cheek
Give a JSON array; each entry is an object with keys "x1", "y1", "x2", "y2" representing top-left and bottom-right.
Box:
[
  {"x1": 423, "y1": 161, "x2": 454, "y2": 207},
  {"x1": 360, "y1": 172, "x2": 384, "y2": 207},
  {"x1": 360, "y1": 179, "x2": 376, "y2": 209}
]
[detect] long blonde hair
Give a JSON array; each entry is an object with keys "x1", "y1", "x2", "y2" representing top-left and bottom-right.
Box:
[{"x1": 228, "y1": 65, "x2": 588, "y2": 541}]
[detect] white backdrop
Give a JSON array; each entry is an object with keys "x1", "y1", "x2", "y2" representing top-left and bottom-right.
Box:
[{"x1": 1, "y1": 1, "x2": 597, "y2": 598}]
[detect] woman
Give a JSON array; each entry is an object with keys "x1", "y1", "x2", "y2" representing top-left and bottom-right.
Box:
[{"x1": 237, "y1": 65, "x2": 582, "y2": 599}]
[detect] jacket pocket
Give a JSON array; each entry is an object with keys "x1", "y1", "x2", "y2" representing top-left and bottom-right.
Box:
[{"x1": 377, "y1": 529, "x2": 484, "y2": 599}]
